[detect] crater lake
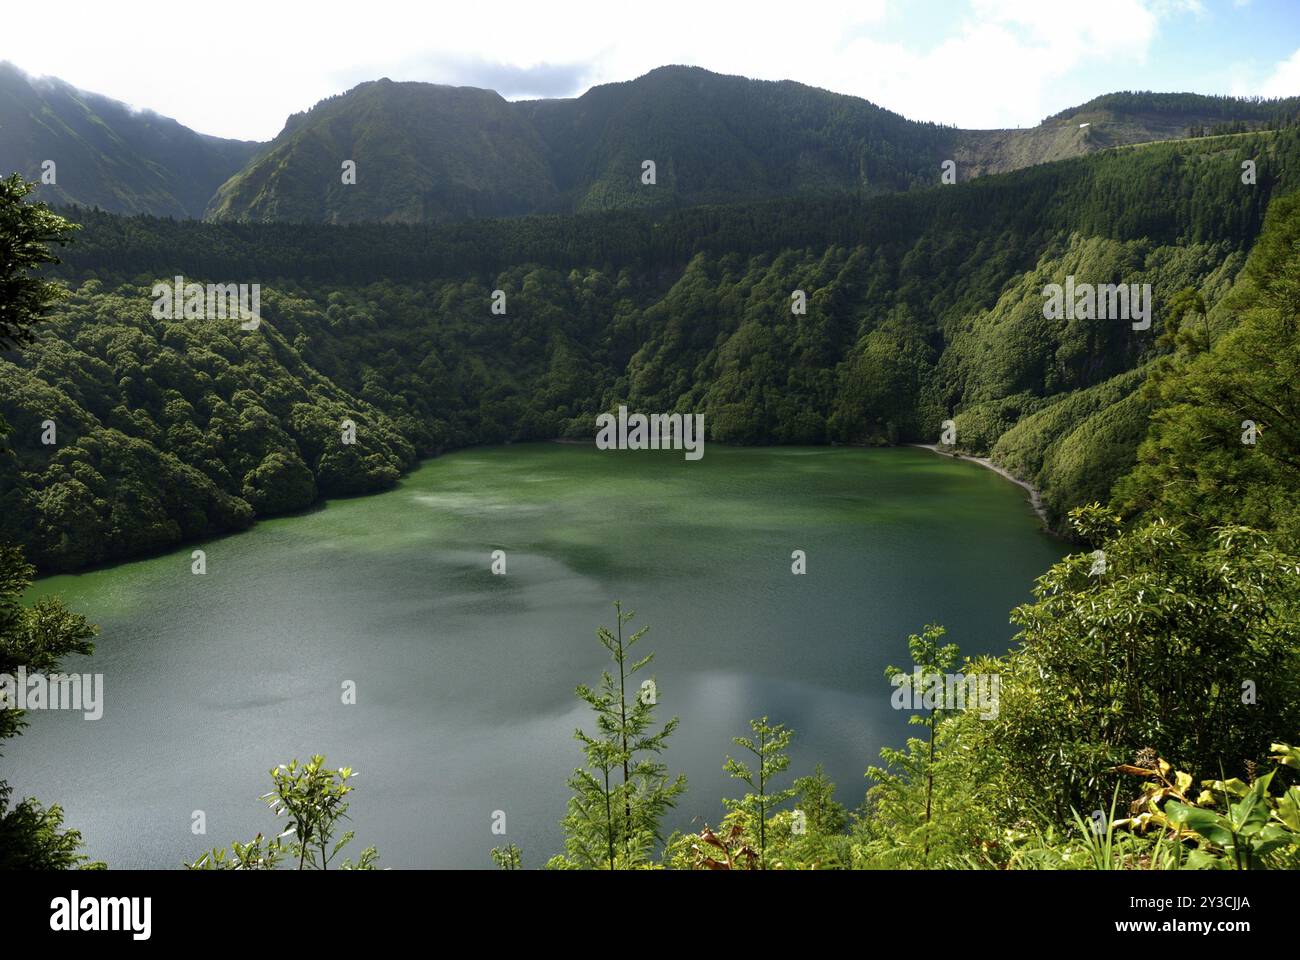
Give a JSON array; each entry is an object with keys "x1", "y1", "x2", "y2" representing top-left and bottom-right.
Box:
[{"x1": 11, "y1": 444, "x2": 1065, "y2": 868}]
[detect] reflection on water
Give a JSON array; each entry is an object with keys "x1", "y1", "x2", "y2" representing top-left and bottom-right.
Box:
[{"x1": 12, "y1": 444, "x2": 1063, "y2": 868}]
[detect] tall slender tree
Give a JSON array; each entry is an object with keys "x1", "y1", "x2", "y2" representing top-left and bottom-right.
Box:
[
  {"x1": 883, "y1": 624, "x2": 959, "y2": 862},
  {"x1": 723, "y1": 716, "x2": 796, "y2": 869},
  {"x1": 555, "y1": 602, "x2": 686, "y2": 869}
]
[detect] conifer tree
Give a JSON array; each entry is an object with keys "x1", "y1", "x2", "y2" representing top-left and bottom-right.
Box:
[
  {"x1": 723, "y1": 716, "x2": 796, "y2": 869},
  {"x1": 883, "y1": 624, "x2": 959, "y2": 861},
  {"x1": 556, "y1": 602, "x2": 686, "y2": 868},
  {"x1": 792, "y1": 764, "x2": 846, "y2": 836}
]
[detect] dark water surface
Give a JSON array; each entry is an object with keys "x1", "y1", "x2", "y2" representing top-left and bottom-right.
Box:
[{"x1": 12, "y1": 444, "x2": 1065, "y2": 868}]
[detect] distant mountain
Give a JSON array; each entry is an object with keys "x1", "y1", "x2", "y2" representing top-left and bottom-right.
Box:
[
  {"x1": 205, "y1": 78, "x2": 559, "y2": 223},
  {"x1": 0, "y1": 61, "x2": 259, "y2": 217},
  {"x1": 208, "y1": 68, "x2": 1300, "y2": 224},
  {"x1": 209, "y1": 66, "x2": 963, "y2": 222},
  {"x1": 513, "y1": 66, "x2": 953, "y2": 211},
  {"x1": 956, "y1": 91, "x2": 1300, "y2": 177},
  {"x1": 3, "y1": 62, "x2": 1296, "y2": 224}
]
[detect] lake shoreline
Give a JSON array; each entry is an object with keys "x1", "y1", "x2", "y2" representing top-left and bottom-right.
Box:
[
  {"x1": 31, "y1": 440, "x2": 1055, "y2": 581},
  {"x1": 548, "y1": 435, "x2": 1057, "y2": 531},
  {"x1": 908, "y1": 443, "x2": 1054, "y2": 531}
]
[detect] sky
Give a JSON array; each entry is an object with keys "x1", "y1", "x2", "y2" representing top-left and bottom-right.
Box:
[{"x1": 1, "y1": 0, "x2": 1298, "y2": 141}]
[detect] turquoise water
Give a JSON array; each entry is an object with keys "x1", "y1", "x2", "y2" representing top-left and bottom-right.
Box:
[{"x1": 10, "y1": 444, "x2": 1064, "y2": 868}]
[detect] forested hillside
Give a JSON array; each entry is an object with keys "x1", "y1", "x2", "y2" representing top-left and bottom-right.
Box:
[
  {"x1": 1114, "y1": 188, "x2": 1300, "y2": 551},
  {"x1": 2, "y1": 127, "x2": 1296, "y2": 571}
]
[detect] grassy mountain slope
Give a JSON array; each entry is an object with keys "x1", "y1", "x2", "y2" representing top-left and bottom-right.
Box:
[
  {"x1": 517, "y1": 65, "x2": 952, "y2": 211},
  {"x1": 209, "y1": 65, "x2": 957, "y2": 223}
]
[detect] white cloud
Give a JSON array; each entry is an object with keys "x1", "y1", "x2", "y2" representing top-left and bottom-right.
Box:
[
  {"x1": 1260, "y1": 47, "x2": 1300, "y2": 97},
  {"x1": 0, "y1": 0, "x2": 1193, "y2": 140},
  {"x1": 0, "y1": 0, "x2": 889, "y2": 139},
  {"x1": 808, "y1": 0, "x2": 1163, "y2": 128}
]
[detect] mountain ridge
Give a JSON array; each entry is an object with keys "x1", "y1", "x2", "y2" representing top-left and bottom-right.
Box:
[{"x1": 3, "y1": 61, "x2": 1296, "y2": 224}]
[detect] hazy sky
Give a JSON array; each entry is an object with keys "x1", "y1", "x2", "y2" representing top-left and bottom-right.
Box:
[{"x1": 2, "y1": 0, "x2": 1298, "y2": 141}]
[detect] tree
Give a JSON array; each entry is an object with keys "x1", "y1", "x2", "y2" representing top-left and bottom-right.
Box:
[
  {"x1": 882, "y1": 623, "x2": 959, "y2": 860},
  {"x1": 1158, "y1": 286, "x2": 1211, "y2": 355},
  {"x1": 490, "y1": 843, "x2": 523, "y2": 870},
  {"x1": 772, "y1": 764, "x2": 850, "y2": 869},
  {"x1": 262, "y1": 756, "x2": 375, "y2": 870},
  {"x1": 723, "y1": 716, "x2": 796, "y2": 869},
  {"x1": 0, "y1": 176, "x2": 98, "y2": 868},
  {"x1": 1116, "y1": 192, "x2": 1300, "y2": 549},
  {"x1": 989, "y1": 504, "x2": 1300, "y2": 819},
  {"x1": 856, "y1": 707, "x2": 1005, "y2": 869},
  {"x1": 0, "y1": 174, "x2": 78, "y2": 351},
  {"x1": 0, "y1": 543, "x2": 99, "y2": 868},
  {"x1": 188, "y1": 755, "x2": 378, "y2": 870},
  {"x1": 553, "y1": 602, "x2": 686, "y2": 869}
]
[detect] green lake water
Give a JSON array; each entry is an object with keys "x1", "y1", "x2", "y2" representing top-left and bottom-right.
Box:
[{"x1": 10, "y1": 444, "x2": 1065, "y2": 868}]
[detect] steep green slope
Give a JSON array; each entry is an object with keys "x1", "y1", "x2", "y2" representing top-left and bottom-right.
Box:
[
  {"x1": 517, "y1": 65, "x2": 952, "y2": 211},
  {"x1": 0, "y1": 282, "x2": 414, "y2": 570},
  {"x1": 0, "y1": 61, "x2": 259, "y2": 217},
  {"x1": 1114, "y1": 189, "x2": 1300, "y2": 549},
  {"x1": 940, "y1": 223, "x2": 1248, "y2": 522}
]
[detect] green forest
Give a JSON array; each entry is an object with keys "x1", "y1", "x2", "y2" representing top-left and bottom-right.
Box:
[
  {"x1": 2, "y1": 119, "x2": 1299, "y2": 868},
  {"x1": 3, "y1": 128, "x2": 1298, "y2": 570}
]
